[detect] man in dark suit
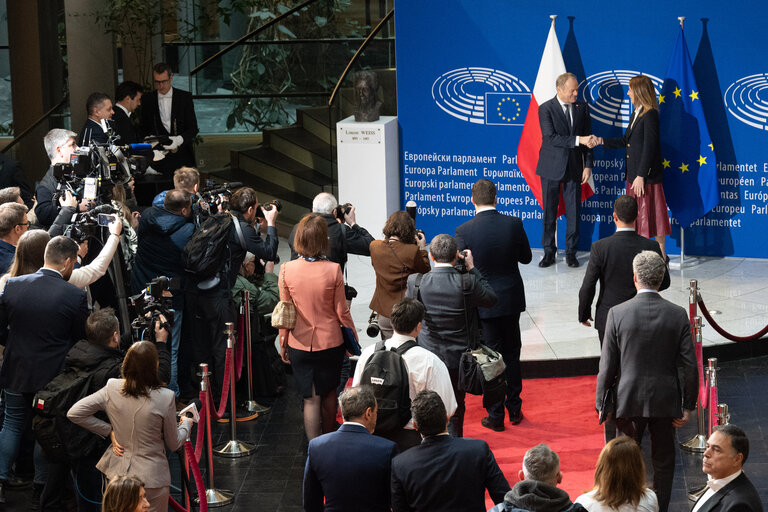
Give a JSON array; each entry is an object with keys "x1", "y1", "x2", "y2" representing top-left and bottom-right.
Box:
[
  {"x1": 692, "y1": 424, "x2": 763, "y2": 512},
  {"x1": 405, "y1": 234, "x2": 497, "y2": 437},
  {"x1": 303, "y1": 386, "x2": 397, "y2": 512},
  {"x1": 578, "y1": 195, "x2": 670, "y2": 345},
  {"x1": 391, "y1": 390, "x2": 510, "y2": 512},
  {"x1": 77, "y1": 92, "x2": 114, "y2": 146},
  {"x1": 113, "y1": 81, "x2": 143, "y2": 145},
  {"x1": 596, "y1": 250, "x2": 697, "y2": 512},
  {"x1": 141, "y1": 62, "x2": 199, "y2": 176},
  {"x1": 536, "y1": 72, "x2": 594, "y2": 268},
  {"x1": 455, "y1": 179, "x2": 531, "y2": 430},
  {"x1": 0, "y1": 236, "x2": 88, "y2": 503}
]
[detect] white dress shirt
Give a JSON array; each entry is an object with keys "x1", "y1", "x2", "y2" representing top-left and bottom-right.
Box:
[
  {"x1": 352, "y1": 333, "x2": 457, "y2": 429},
  {"x1": 116, "y1": 103, "x2": 131, "y2": 118},
  {"x1": 158, "y1": 88, "x2": 173, "y2": 133},
  {"x1": 557, "y1": 97, "x2": 578, "y2": 147},
  {"x1": 692, "y1": 470, "x2": 743, "y2": 512}
]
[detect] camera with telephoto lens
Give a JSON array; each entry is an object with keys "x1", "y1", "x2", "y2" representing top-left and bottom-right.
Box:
[
  {"x1": 334, "y1": 203, "x2": 352, "y2": 222},
  {"x1": 454, "y1": 250, "x2": 469, "y2": 274},
  {"x1": 366, "y1": 311, "x2": 380, "y2": 338},
  {"x1": 129, "y1": 276, "x2": 180, "y2": 342},
  {"x1": 255, "y1": 199, "x2": 282, "y2": 219}
]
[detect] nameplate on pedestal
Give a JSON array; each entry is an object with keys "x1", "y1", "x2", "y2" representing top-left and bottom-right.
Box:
[{"x1": 338, "y1": 126, "x2": 382, "y2": 145}]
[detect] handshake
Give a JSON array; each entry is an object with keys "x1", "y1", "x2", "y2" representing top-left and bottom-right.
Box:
[{"x1": 579, "y1": 135, "x2": 603, "y2": 148}]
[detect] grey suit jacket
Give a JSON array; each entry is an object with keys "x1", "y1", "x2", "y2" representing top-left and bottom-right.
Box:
[
  {"x1": 68, "y1": 378, "x2": 191, "y2": 489},
  {"x1": 406, "y1": 267, "x2": 497, "y2": 370},
  {"x1": 596, "y1": 292, "x2": 697, "y2": 418}
]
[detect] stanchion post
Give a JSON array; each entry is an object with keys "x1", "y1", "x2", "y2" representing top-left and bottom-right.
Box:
[
  {"x1": 242, "y1": 290, "x2": 269, "y2": 414},
  {"x1": 196, "y1": 363, "x2": 233, "y2": 507},
  {"x1": 716, "y1": 404, "x2": 730, "y2": 426},
  {"x1": 681, "y1": 317, "x2": 707, "y2": 452},
  {"x1": 689, "y1": 280, "x2": 699, "y2": 327},
  {"x1": 214, "y1": 323, "x2": 256, "y2": 457},
  {"x1": 707, "y1": 358, "x2": 719, "y2": 437}
]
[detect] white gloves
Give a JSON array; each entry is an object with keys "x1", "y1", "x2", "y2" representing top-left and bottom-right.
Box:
[
  {"x1": 163, "y1": 135, "x2": 184, "y2": 152},
  {"x1": 152, "y1": 149, "x2": 167, "y2": 162}
]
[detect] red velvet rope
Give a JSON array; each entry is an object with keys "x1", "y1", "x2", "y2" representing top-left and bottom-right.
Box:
[
  {"x1": 709, "y1": 385, "x2": 719, "y2": 430},
  {"x1": 207, "y1": 347, "x2": 233, "y2": 420},
  {"x1": 194, "y1": 390, "x2": 207, "y2": 462},
  {"x1": 168, "y1": 441, "x2": 208, "y2": 512},
  {"x1": 698, "y1": 299, "x2": 768, "y2": 342},
  {"x1": 695, "y1": 341, "x2": 708, "y2": 409}
]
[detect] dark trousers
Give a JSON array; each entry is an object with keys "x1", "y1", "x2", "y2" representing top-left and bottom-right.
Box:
[
  {"x1": 447, "y1": 369, "x2": 466, "y2": 438},
  {"x1": 597, "y1": 327, "x2": 616, "y2": 442},
  {"x1": 180, "y1": 289, "x2": 237, "y2": 401},
  {"x1": 481, "y1": 314, "x2": 522, "y2": 423},
  {"x1": 617, "y1": 416, "x2": 675, "y2": 512},
  {"x1": 72, "y1": 456, "x2": 102, "y2": 512},
  {"x1": 541, "y1": 175, "x2": 581, "y2": 256}
]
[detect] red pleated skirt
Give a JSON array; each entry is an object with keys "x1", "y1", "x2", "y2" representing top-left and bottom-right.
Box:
[{"x1": 627, "y1": 181, "x2": 671, "y2": 238}]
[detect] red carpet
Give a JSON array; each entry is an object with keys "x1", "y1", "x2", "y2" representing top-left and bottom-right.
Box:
[{"x1": 463, "y1": 375, "x2": 604, "y2": 507}]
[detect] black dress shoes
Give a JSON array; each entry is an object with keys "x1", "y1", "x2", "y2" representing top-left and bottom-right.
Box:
[
  {"x1": 481, "y1": 417, "x2": 505, "y2": 432},
  {"x1": 508, "y1": 410, "x2": 524, "y2": 425},
  {"x1": 566, "y1": 254, "x2": 580, "y2": 267},
  {"x1": 538, "y1": 254, "x2": 555, "y2": 268}
]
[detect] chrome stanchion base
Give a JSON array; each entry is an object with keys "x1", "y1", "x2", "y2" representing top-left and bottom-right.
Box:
[
  {"x1": 214, "y1": 439, "x2": 256, "y2": 458},
  {"x1": 195, "y1": 488, "x2": 234, "y2": 508},
  {"x1": 688, "y1": 484, "x2": 707, "y2": 502},
  {"x1": 244, "y1": 400, "x2": 270, "y2": 414},
  {"x1": 680, "y1": 433, "x2": 707, "y2": 453}
]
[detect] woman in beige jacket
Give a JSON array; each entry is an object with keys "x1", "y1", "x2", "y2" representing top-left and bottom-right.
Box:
[{"x1": 68, "y1": 341, "x2": 192, "y2": 512}]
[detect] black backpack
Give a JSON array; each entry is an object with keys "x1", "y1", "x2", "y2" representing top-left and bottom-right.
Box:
[
  {"x1": 360, "y1": 340, "x2": 417, "y2": 434},
  {"x1": 32, "y1": 368, "x2": 104, "y2": 462},
  {"x1": 183, "y1": 213, "x2": 235, "y2": 279}
]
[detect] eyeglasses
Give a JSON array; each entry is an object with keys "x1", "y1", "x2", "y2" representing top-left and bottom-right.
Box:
[
  {"x1": 154, "y1": 79, "x2": 170, "y2": 85},
  {"x1": 16, "y1": 223, "x2": 29, "y2": 228}
]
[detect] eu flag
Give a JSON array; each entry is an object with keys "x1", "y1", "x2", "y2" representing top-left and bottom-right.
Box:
[{"x1": 659, "y1": 28, "x2": 719, "y2": 229}]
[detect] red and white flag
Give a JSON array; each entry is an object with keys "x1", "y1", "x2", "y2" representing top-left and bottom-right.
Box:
[{"x1": 517, "y1": 16, "x2": 595, "y2": 214}]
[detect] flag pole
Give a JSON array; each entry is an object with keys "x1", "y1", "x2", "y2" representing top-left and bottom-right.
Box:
[{"x1": 677, "y1": 15, "x2": 686, "y2": 266}]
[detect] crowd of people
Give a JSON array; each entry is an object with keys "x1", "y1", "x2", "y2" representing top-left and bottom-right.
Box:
[{"x1": 0, "y1": 65, "x2": 762, "y2": 512}]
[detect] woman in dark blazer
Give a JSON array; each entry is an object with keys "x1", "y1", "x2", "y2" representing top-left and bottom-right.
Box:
[
  {"x1": 598, "y1": 74, "x2": 671, "y2": 260},
  {"x1": 369, "y1": 211, "x2": 430, "y2": 339}
]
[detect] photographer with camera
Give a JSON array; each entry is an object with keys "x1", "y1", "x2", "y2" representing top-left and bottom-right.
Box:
[
  {"x1": 77, "y1": 92, "x2": 114, "y2": 147},
  {"x1": 35, "y1": 129, "x2": 81, "y2": 229},
  {"x1": 288, "y1": 192, "x2": 374, "y2": 279},
  {"x1": 405, "y1": 234, "x2": 497, "y2": 438},
  {"x1": 179, "y1": 186, "x2": 279, "y2": 405},
  {"x1": 132, "y1": 189, "x2": 195, "y2": 394}
]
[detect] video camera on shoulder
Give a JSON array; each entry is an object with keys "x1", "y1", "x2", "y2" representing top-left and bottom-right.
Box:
[
  {"x1": 196, "y1": 180, "x2": 242, "y2": 217},
  {"x1": 129, "y1": 276, "x2": 181, "y2": 342}
]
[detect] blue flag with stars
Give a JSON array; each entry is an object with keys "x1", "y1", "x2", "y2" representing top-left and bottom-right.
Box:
[{"x1": 659, "y1": 28, "x2": 719, "y2": 229}]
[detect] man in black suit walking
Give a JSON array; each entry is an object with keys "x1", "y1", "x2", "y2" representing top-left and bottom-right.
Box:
[
  {"x1": 0, "y1": 236, "x2": 88, "y2": 504},
  {"x1": 77, "y1": 92, "x2": 114, "y2": 146},
  {"x1": 391, "y1": 390, "x2": 509, "y2": 512},
  {"x1": 692, "y1": 424, "x2": 763, "y2": 512},
  {"x1": 141, "y1": 62, "x2": 199, "y2": 176},
  {"x1": 536, "y1": 72, "x2": 594, "y2": 268},
  {"x1": 456, "y1": 179, "x2": 531, "y2": 430},
  {"x1": 596, "y1": 250, "x2": 697, "y2": 512},
  {"x1": 113, "y1": 81, "x2": 143, "y2": 145},
  {"x1": 405, "y1": 234, "x2": 497, "y2": 437},
  {"x1": 578, "y1": 195, "x2": 670, "y2": 345}
]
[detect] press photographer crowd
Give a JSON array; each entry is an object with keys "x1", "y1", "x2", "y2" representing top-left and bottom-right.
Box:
[{"x1": 0, "y1": 68, "x2": 761, "y2": 512}]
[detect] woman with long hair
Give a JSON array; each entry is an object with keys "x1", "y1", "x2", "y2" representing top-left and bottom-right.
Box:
[
  {"x1": 102, "y1": 475, "x2": 149, "y2": 512},
  {"x1": 368, "y1": 210, "x2": 430, "y2": 339},
  {"x1": 278, "y1": 213, "x2": 357, "y2": 441},
  {"x1": 575, "y1": 436, "x2": 658, "y2": 511},
  {"x1": 68, "y1": 342, "x2": 193, "y2": 512},
  {"x1": 597, "y1": 74, "x2": 671, "y2": 260}
]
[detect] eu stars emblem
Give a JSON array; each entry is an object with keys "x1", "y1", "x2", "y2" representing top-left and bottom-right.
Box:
[{"x1": 485, "y1": 92, "x2": 530, "y2": 126}]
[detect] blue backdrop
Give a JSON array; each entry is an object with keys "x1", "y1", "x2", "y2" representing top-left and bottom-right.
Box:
[{"x1": 395, "y1": 0, "x2": 768, "y2": 257}]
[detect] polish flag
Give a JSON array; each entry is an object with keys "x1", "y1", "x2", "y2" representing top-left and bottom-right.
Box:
[{"x1": 517, "y1": 15, "x2": 595, "y2": 214}]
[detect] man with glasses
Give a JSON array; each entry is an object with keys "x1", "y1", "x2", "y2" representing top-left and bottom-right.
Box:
[
  {"x1": 140, "y1": 62, "x2": 199, "y2": 177},
  {"x1": 0, "y1": 202, "x2": 28, "y2": 273},
  {"x1": 35, "y1": 129, "x2": 79, "y2": 228}
]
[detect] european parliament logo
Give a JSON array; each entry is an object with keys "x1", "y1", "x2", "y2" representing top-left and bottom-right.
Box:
[
  {"x1": 724, "y1": 73, "x2": 768, "y2": 131},
  {"x1": 580, "y1": 70, "x2": 664, "y2": 128},
  {"x1": 431, "y1": 67, "x2": 530, "y2": 125}
]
